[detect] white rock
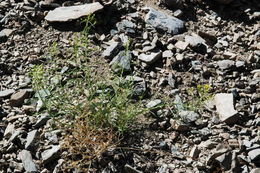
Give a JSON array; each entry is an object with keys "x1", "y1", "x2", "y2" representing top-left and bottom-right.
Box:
[
  {"x1": 215, "y1": 93, "x2": 238, "y2": 124},
  {"x1": 138, "y1": 51, "x2": 162, "y2": 64},
  {"x1": 45, "y1": 2, "x2": 103, "y2": 22}
]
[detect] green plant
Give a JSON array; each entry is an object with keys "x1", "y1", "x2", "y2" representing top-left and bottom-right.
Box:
[
  {"x1": 30, "y1": 14, "x2": 146, "y2": 171},
  {"x1": 185, "y1": 84, "x2": 214, "y2": 112}
]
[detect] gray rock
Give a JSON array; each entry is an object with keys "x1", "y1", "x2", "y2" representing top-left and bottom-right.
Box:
[
  {"x1": 138, "y1": 51, "x2": 162, "y2": 64},
  {"x1": 215, "y1": 93, "x2": 238, "y2": 124},
  {"x1": 4, "y1": 123, "x2": 15, "y2": 138},
  {"x1": 34, "y1": 114, "x2": 50, "y2": 128},
  {"x1": 102, "y1": 41, "x2": 121, "y2": 58},
  {"x1": 162, "y1": 50, "x2": 173, "y2": 58},
  {"x1": 178, "y1": 111, "x2": 200, "y2": 123},
  {"x1": 116, "y1": 20, "x2": 136, "y2": 34},
  {"x1": 175, "y1": 41, "x2": 189, "y2": 50},
  {"x1": 0, "y1": 29, "x2": 12, "y2": 42},
  {"x1": 0, "y1": 89, "x2": 15, "y2": 98},
  {"x1": 145, "y1": 8, "x2": 185, "y2": 35},
  {"x1": 170, "y1": 119, "x2": 189, "y2": 131},
  {"x1": 217, "y1": 60, "x2": 235, "y2": 70},
  {"x1": 215, "y1": 152, "x2": 232, "y2": 171},
  {"x1": 18, "y1": 150, "x2": 38, "y2": 173},
  {"x1": 146, "y1": 99, "x2": 162, "y2": 108},
  {"x1": 248, "y1": 149, "x2": 260, "y2": 161},
  {"x1": 174, "y1": 95, "x2": 184, "y2": 111},
  {"x1": 132, "y1": 82, "x2": 146, "y2": 98},
  {"x1": 110, "y1": 51, "x2": 132, "y2": 72},
  {"x1": 41, "y1": 145, "x2": 60, "y2": 163},
  {"x1": 25, "y1": 130, "x2": 38, "y2": 150},
  {"x1": 10, "y1": 90, "x2": 30, "y2": 107},
  {"x1": 185, "y1": 34, "x2": 207, "y2": 53},
  {"x1": 45, "y1": 2, "x2": 103, "y2": 22}
]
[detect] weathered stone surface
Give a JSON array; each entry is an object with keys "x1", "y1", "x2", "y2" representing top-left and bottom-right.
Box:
[
  {"x1": 178, "y1": 111, "x2": 200, "y2": 123},
  {"x1": 145, "y1": 8, "x2": 185, "y2": 35},
  {"x1": 18, "y1": 150, "x2": 38, "y2": 172},
  {"x1": 0, "y1": 89, "x2": 15, "y2": 98},
  {"x1": 215, "y1": 93, "x2": 238, "y2": 124},
  {"x1": 4, "y1": 123, "x2": 15, "y2": 138},
  {"x1": 25, "y1": 130, "x2": 38, "y2": 150},
  {"x1": 10, "y1": 90, "x2": 29, "y2": 107},
  {"x1": 45, "y1": 2, "x2": 103, "y2": 22},
  {"x1": 146, "y1": 99, "x2": 162, "y2": 108},
  {"x1": 41, "y1": 145, "x2": 60, "y2": 163},
  {"x1": 138, "y1": 51, "x2": 162, "y2": 64},
  {"x1": 102, "y1": 41, "x2": 121, "y2": 58}
]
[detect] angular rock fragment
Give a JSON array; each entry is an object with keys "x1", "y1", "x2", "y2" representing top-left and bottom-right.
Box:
[
  {"x1": 18, "y1": 150, "x2": 38, "y2": 172},
  {"x1": 138, "y1": 51, "x2": 162, "y2": 64},
  {"x1": 10, "y1": 90, "x2": 30, "y2": 107},
  {"x1": 45, "y1": 2, "x2": 103, "y2": 22},
  {"x1": 25, "y1": 130, "x2": 38, "y2": 150},
  {"x1": 215, "y1": 93, "x2": 238, "y2": 124},
  {"x1": 41, "y1": 145, "x2": 60, "y2": 163},
  {"x1": 146, "y1": 99, "x2": 162, "y2": 108},
  {"x1": 102, "y1": 41, "x2": 121, "y2": 58},
  {"x1": 0, "y1": 89, "x2": 15, "y2": 98},
  {"x1": 145, "y1": 8, "x2": 185, "y2": 35},
  {"x1": 110, "y1": 51, "x2": 132, "y2": 72},
  {"x1": 4, "y1": 123, "x2": 15, "y2": 138}
]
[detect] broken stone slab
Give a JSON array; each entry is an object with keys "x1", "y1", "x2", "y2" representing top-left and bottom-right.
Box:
[
  {"x1": 25, "y1": 130, "x2": 38, "y2": 150},
  {"x1": 10, "y1": 90, "x2": 30, "y2": 107},
  {"x1": 0, "y1": 89, "x2": 15, "y2": 98},
  {"x1": 45, "y1": 2, "x2": 103, "y2": 22},
  {"x1": 145, "y1": 8, "x2": 185, "y2": 35},
  {"x1": 138, "y1": 51, "x2": 162, "y2": 64},
  {"x1": 18, "y1": 150, "x2": 38, "y2": 173},
  {"x1": 41, "y1": 145, "x2": 60, "y2": 163},
  {"x1": 146, "y1": 99, "x2": 162, "y2": 108},
  {"x1": 185, "y1": 34, "x2": 207, "y2": 54},
  {"x1": 102, "y1": 41, "x2": 121, "y2": 58},
  {"x1": 215, "y1": 93, "x2": 239, "y2": 124}
]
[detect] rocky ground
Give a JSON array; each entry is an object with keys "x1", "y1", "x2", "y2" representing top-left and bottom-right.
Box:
[{"x1": 0, "y1": 0, "x2": 260, "y2": 172}]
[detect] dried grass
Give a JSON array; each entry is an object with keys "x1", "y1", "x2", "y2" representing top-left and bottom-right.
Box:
[{"x1": 61, "y1": 115, "x2": 118, "y2": 172}]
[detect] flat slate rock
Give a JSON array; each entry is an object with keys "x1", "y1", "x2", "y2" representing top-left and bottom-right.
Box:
[
  {"x1": 145, "y1": 8, "x2": 185, "y2": 35},
  {"x1": 45, "y1": 2, "x2": 103, "y2": 22}
]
